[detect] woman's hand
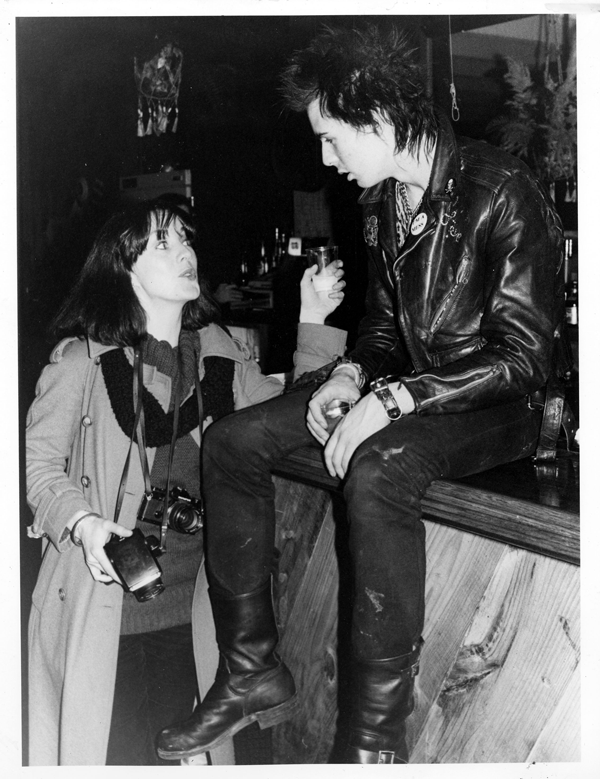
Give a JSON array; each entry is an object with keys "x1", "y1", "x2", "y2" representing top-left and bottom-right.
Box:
[
  {"x1": 299, "y1": 261, "x2": 345, "y2": 324},
  {"x1": 73, "y1": 514, "x2": 132, "y2": 584},
  {"x1": 307, "y1": 373, "x2": 362, "y2": 445}
]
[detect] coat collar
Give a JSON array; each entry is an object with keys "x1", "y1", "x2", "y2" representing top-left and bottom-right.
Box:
[
  {"x1": 87, "y1": 340, "x2": 119, "y2": 358},
  {"x1": 428, "y1": 111, "x2": 461, "y2": 202},
  {"x1": 85, "y1": 324, "x2": 246, "y2": 364},
  {"x1": 358, "y1": 111, "x2": 461, "y2": 206}
]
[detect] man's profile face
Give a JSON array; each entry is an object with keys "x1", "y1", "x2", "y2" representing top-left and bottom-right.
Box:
[{"x1": 307, "y1": 99, "x2": 397, "y2": 189}]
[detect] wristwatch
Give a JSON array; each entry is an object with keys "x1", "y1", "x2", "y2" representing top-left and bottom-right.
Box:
[{"x1": 370, "y1": 377, "x2": 403, "y2": 420}]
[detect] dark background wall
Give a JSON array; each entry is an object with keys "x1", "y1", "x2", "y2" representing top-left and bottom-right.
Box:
[
  {"x1": 19, "y1": 12, "x2": 563, "y2": 407},
  {"x1": 17, "y1": 13, "x2": 571, "y2": 764},
  {"x1": 19, "y1": 13, "x2": 556, "y2": 338}
]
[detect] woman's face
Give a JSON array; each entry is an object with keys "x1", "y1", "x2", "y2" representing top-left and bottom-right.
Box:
[{"x1": 130, "y1": 215, "x2": 200, "y2": 310}]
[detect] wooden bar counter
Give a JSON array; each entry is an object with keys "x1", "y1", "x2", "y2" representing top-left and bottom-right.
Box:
[{"x1": 269, "y1": 446, "x2": 580, "y2": 764}]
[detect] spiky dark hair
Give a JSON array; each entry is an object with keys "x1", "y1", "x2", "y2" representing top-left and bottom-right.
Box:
[{"x1": 281, "y1": 23, "x2": 437, "y2": 155}]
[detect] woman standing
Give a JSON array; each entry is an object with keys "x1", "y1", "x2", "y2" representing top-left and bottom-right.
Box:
[{"x1": 26, "y1": 200, "x2": 346, "y2": 765}]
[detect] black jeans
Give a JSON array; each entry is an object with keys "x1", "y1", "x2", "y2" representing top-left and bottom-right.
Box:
[
  {"x1": 202, "y1": 387, "x2": 541, "y2": 660},
  {"x1": 106, "y1": 623, "x2": 198, "y2": 765}
]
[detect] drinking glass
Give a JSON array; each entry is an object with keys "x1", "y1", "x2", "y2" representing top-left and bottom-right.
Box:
[
  {"x1": 321, "y1": 397, "x2": 355, "y2": 433},
  {"x1": 307, "y1": 245, "x2": 339, "y2": 292}
]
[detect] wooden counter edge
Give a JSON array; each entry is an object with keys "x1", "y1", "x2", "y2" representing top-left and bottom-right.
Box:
[{"x1": 272, "y1": 447, "x2": 580, "y2": 567}]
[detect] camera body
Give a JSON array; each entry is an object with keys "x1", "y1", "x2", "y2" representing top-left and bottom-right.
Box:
[
  {"x1": 137, "y1": 485, "x2": 203, "y2": 535},
  {"x1": 105, "y1": 528, "x2": 164, "y2": 602}
]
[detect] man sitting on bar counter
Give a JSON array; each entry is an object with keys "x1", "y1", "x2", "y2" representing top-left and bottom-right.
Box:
[{"x1": 157, "y1": 24, "x2": 571, "y2": 764}]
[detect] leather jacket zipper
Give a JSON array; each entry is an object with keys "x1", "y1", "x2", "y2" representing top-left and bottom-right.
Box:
[
  {"x1": 381, "y1": 247, "x2": 395, "y2": 290},
  {"x1": 415, "y1": 365, "x2": 498, "y2": 410},
  {"x1": 392, "y1": 224, "x2": 436, "y2": 372},
  {"x1": 392, "y1": 225, "x2": 434, "y2": 275},
  {"x1": 428, "y1": 255, "x2": 471, "y2": 336},
  {"x1": 395, "y1": 267, "x2": 424, "y2": 372}
]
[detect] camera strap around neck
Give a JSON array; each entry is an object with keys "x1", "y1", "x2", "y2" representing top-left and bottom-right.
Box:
[{"x1": 113, "y1": 344, "x2": 204, "y2": 553}]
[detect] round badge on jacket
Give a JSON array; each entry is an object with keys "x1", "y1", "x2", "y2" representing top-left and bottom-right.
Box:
[{"x1": 411, "y1": 212, "x2": 427, "y2": 234}]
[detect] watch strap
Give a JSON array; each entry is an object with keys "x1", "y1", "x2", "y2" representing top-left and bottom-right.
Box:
[{"x1": 370, "y1": 377, "x2": 403, "y2": 420}]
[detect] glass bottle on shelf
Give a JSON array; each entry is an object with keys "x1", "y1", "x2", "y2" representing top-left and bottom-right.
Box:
[
  {"x1": 271, "y1": 228, "x2": 280, "y2": 271},
  {"x1": 564, "y1": 237, "x2": 573, "y2": 284},
  {"x1": 238, "y1": 256, "x2": 249, "y2": 287},
  {"x1": 565, "y1": 276, "x2": 578, "y2": 327},
  {"x1": 257, "y1": 240, "x2": 269, "y2": 276},
  {"x1": 279, "y1": 231, "x2": 287, "y2": 265}
]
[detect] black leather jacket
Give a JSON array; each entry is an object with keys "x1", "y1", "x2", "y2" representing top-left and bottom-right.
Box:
[{"x1": 349, "y1": 112, "x2": 567, "y2": 415}]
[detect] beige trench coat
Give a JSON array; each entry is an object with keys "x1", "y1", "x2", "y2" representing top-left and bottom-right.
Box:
[{"x1": 26, "y1": 322, "x2": 346, "y2": 766}]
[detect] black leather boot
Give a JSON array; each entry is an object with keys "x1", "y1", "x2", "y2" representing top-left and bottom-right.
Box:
[
  {"x1": 156, "y1": 579, "x2": 297, "y2": 760},
  {"x1": 346, "y1": 640, "x2": 423, "y2": 764}
]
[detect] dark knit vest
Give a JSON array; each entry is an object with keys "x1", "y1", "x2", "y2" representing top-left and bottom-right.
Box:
[{"x1": 100, "y1": 333, "x2": 235, "y2": 634}]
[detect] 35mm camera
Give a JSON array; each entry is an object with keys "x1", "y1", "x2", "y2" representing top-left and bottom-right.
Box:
[{"x1": 137, "y1": 485, "x2": 203, "y2": 535}]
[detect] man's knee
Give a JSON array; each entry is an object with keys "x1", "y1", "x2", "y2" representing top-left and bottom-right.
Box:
[
  {"x1": 349, "y1": 433, "x2": 412, "y2": 481},
  {"x1": 346, "y1": 438, "x2": 388, "y2": 485},
  {"x1": 203, "y1": 392, "x2": 309, "y2": 468},
  {"x1": 203, "y1": 408, "x2": 264, "y2": 463},
  {"x1": 345, "y1": 425, "x2": 438, "y2": 502}
]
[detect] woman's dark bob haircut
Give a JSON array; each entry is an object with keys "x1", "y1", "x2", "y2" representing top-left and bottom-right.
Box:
[
  {"x1": 280, "y1": 23, "x2": 438, "y2": 157},
  {"x1": 51, "y1": 200, "x2": 219, "y2": 347}
]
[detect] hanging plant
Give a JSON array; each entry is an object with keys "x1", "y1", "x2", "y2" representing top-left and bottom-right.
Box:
[{"x1": 486, "y1": 21, "x2": 576, "y2": 188}]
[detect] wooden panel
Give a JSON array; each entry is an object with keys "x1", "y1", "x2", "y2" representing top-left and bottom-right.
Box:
[
  {"x1": 272, "y1": 478, "x2": 332, "y2": 628},
  {"x1": 407, "y1": 522, "x2": 506, "y2": 742},
  {"x1": 411, "y1": 545, "x2": 580, "y2": 763},
  {"x1": 272, "y1": 479, "x2": 341, "y2": 763},
  {"x1": 526, "y1": 669, "x2": 581, "y2": 763},
  {"x1": 270, "y1": 476, "x2": 580, "y2": 765}
]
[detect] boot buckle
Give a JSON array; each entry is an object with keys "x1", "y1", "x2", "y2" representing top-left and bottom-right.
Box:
[{"x1": 378, "y1": 750, "x2": 395, "y2": 764}]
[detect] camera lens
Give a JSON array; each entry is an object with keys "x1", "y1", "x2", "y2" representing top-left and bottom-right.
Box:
[
  {"x1": 134, "y1": 579, "x2": 165, "y2": 602},
  {"x1": 168, "y1": 503, "x2": 202, "y2": 534}
]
